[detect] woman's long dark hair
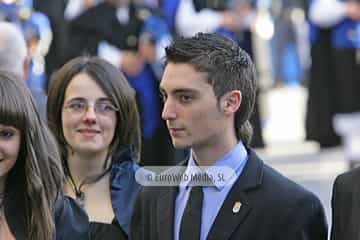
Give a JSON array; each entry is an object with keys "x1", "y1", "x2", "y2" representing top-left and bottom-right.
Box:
[{"x1": 0, "y1": 71, "x2": 63, "y2": 239}]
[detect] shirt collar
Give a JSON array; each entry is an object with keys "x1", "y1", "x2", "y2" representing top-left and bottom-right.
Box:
[{"x1": 180, "y1": 141, "x2": 248, "y2": 191}]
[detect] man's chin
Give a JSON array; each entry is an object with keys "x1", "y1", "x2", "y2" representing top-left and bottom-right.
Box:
[{"x1": 172, "y1": 140, "x2": 190, "y2": 150}]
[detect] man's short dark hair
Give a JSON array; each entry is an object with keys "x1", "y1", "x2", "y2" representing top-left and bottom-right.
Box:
[{"x1": 164, "y1": 32, "x2": 257, "y2": 145}]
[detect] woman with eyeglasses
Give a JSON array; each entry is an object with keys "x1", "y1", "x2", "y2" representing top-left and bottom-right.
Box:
[
  {"x1": 0, "y1": 71, "x2": 89, "y2": 239},
  {"x1": 47, "y1": 56, "x2": 142, "y2": 240}
]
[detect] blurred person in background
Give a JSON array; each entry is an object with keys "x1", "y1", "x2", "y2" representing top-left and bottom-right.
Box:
[
  {"x1": 305, "y1": 0, "x2": 360, "y2": 149},
  {"x1": 0, "y1": 22, "x2": 27, "y2": 77},
  {"x1": 64, "y1": 0, "x2": 176, "y2": 166},
  {"x1": 0, "y1": 71, "x2": 89, "y2": 240},
  {"x1": 33, "y1": 0, "x2": 68, "y2": 91},
  {"x1": 0, "y1": 0, "x2": 52, "y2": 93},
  {"x1": 270, "y1": 0, "x2": 307, "y2": 87},
  {"x1": 64, "y1": 0, "x2": 103, "y2": 20},
  {"x1": 0, "y1": 21, "x2": 47, "y2": 118},
  {"x1": 172, "y1": 0, "x2": 253, "y2": 38},
  {"x1": 47, "y1": 56, "x2": 142, "y2": 240}
]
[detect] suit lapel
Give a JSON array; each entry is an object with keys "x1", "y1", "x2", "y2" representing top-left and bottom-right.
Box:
[
  {"x1": 207, "y1": 191, "x2": 251, "y2": 240},
  {"x1": 156, "y1": 160, "x2": 187, "y2": 240},
  {"x1": 157, "y1": 187, "x2": 177, "y2": 240},
  {"x1": 207, "y1": 150, "x2": 264, "y2": 240}
]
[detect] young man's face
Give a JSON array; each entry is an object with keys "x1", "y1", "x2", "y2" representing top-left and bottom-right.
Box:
[{"x1": 160, "y1": 63, "x2": 229, "y2": 151}]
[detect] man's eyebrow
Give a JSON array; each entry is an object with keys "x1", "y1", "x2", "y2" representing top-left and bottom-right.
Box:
[
  {"x1": 160, "y1": 87, "x2": 198, "y2": 95},
  {"x1": 173, "y1": 88, "x2": 197, "y2": 94}
]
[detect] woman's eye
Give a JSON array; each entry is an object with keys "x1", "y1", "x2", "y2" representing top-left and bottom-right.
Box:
[
  {"x1": 69, "y1": 102, "x2": 85, "y2": 110},
  {"x1": 0, "y1": 130, "x2": 15, "y2": 138},
  {"x1": 97, "y1": 103, "x2": 117, "y2": 112}
]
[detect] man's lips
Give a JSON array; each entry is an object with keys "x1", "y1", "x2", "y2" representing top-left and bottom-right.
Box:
[{"x1": 168, "y1": 127, "x2": 185, "y2": 135}]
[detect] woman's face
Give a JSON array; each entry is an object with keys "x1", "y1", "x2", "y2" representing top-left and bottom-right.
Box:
[
  {"x1": 0, "y1": 124, "x2": 20, "y2": 180},
  {"x1": 61, "y1": 73, "x2": 117, "y2": 158}
]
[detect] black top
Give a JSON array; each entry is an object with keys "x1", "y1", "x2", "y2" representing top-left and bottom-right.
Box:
[{"x1": 90, "y1": 218, "x2": 127, "y2": 240}]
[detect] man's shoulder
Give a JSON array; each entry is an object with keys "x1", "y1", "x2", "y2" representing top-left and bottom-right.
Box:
[
  {"x1": 240, "y1": 156, "x2": 324, "y2": 228},
  {"x1": 246, "y1": 151, "x2": 320, "y2": 205},
  {"x1": 246, "y1": 150, "x2": 311, "y2": 193},
  {"x1": 333, "y1": 167, "x2": 360, "y2": 195},
  {"x1": 335, "y1": 167, "x2": 360, "y2": 186},
  {"x1": 261, "y1": 163, "x2": 319, "y2": 200},
  {"x1": 247, "y1": 154, "x2": 327, "y2": 238}
]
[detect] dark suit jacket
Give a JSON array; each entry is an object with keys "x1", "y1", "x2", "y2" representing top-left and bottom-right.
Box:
[
  {"x1": 331, "y1": 167, "x2": 360, "y2": 240},
  {"x1": 131, "y1": 150, "x2": 328, "y2": 240}
]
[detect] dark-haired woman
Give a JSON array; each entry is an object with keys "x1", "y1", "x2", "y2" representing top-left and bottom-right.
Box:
[
  {"x1": 47, "y1": 56, "x2": 142, "y2": 239},
  {"x1": 0, "y1": 71, "x2": 89, "y2": 240}
]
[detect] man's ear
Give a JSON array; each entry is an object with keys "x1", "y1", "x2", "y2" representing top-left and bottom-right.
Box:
[{"x1": 220, "y1": 90, "x2": 241, "y2": 115}]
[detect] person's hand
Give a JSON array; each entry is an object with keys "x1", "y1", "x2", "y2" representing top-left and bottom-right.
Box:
[
  {"x1": 121, "y1": 51, "x2": 144, "y2": 76},
  {"x1": 345, "y1": 1, "x2": 360, "y2": 20}
]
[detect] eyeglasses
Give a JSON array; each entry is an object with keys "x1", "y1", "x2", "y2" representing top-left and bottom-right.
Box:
[{"x1": 63, "y1": 101, "x2": 119, "y2": 116}]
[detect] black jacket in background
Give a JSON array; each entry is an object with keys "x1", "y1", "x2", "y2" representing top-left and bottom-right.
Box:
[{"x1": 331, "y1": 167, "x2": 360, "y2": 240}]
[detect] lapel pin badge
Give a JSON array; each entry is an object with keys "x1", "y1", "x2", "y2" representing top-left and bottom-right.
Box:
[{"x1": 232, "y1": 201, "x2": 242, "y2": 213}]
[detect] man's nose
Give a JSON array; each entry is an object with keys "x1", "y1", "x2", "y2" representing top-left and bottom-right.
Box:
[{"x1": 162, "y1": 99, "x2": 177, "y2": 120}]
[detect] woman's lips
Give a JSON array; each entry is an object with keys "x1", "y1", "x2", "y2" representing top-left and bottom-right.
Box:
[{"x1": 77, "y1": 129, "x2": 101, "y2": 137}]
